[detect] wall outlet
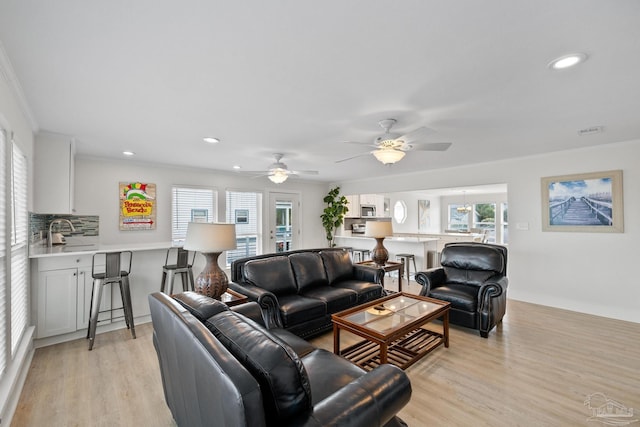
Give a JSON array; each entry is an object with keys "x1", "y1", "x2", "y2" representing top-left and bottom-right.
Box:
[{"x1": 516, "y1": 222, "x2": 529, "y2": 230}]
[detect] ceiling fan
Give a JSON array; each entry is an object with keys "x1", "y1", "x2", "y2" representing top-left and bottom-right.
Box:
[
  {"x1": 336, "y1": 119, "x2": 452, "y2": 165},
  {"x1": 242, "y1": 153, "x2": 319, "y2": 184}
]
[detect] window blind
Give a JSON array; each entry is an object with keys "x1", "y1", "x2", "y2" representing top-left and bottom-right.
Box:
[
  {"x1": 0, "y1": 129, "x2": 7, "y2": 375},
  {"x1": 225, "y1": 191, "x2": 262, "y2": 264},
  {"x1": 10, "y1": 141, "x2": 28, "y2": 354},
  {"x1": 171, "y1": 186, "x2": 217, "y2": 243}
]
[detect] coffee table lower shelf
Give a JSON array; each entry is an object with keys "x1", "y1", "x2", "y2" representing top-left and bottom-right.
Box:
[{"x1": 340, "y1": 327, "x2": 445, "y2": 371}]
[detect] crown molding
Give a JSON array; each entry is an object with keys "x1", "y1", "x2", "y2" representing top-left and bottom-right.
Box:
[{"x1": 0, "y1": 41, "x2": 39, "y2": 132}]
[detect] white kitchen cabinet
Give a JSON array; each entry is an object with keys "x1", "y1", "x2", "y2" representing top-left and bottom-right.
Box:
[
  {"x1": 344, "y1": 194, "x2": 360, "y2": 218},
  {"x1": 34, "y1": 132, "x2": 76, "y2": 214},
  {"x1": 36, "y1": 268, "x2": 78, "y2": 338}
]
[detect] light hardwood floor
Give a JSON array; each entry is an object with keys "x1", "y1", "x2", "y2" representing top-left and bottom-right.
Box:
[{"x1": 12, "y1": 280, "x2": 640, "y2": 426}]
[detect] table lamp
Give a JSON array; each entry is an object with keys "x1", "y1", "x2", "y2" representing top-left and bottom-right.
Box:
[
  {"x1": 365, "y1": 221, "x2": 393, "y2": 266},
  {"x1": 183, "y1": 222, "x2": 237, "y2": 299}
]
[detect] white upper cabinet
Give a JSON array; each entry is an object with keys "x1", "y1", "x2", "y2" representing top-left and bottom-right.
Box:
[
  {"x1": 34, "y1": 132, "x2": 76, "y2": 214},
  {"x1": 344, "y1": 194, "x2": 360, "y2": 218}
]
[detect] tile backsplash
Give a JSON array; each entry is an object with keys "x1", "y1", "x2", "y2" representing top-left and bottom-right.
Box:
[{"x1": 29, "y1": 213, "x2": 99, "y2": 242}]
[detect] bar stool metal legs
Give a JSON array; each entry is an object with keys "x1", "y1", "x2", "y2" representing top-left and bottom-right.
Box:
[
  {"x1": 396, "y1": 253, "x2": 418, "y2": 284},
  {"x1": 160, "y1": 247, "x2": 195, "y2": 294},
  {"x1": 87, "y1": 251, "x2": 135, "y2": 350}
]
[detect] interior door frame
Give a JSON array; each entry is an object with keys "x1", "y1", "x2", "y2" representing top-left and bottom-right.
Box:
[{"x1": 266, "y1": 191, "x2": 301, "y2": 254}]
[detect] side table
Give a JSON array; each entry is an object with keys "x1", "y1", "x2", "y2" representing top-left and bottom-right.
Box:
[
  {"x1": 219, "y1": 288, "x2": 249, "y2": 307},
  {"x1": 356, "y1": 260, "x2": 405, "y2": 292}
]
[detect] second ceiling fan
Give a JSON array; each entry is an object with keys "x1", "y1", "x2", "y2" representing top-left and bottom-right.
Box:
[{"x1": 337, "y1": 119, "x2": 452, "y2": 165}]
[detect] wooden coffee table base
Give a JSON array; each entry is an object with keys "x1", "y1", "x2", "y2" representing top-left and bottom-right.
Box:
[
  {"x1": 333, "y1": 293, "x2": 450, "y2": 371},
  {"x1": 339, "y1": 327, "x2": 446, "y2": 371}
]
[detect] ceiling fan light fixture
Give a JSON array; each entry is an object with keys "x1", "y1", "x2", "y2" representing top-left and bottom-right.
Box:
[
  {"x1": 373, "y1": 148, "x2": 406, "y2": 165},
  {"x1": 268, "y1": 168, "x2": 288, "y2": 184}
]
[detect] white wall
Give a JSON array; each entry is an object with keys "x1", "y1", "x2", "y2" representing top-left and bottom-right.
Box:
[
  {"x1": 335, "y1": 139, "x2": 640, "y2": 324},
  {"x1": 74, "y1": 157, "x2": 328, "y2": 250},
  {"x1": 389, "y1": 191, "x2": 442, "y2": 233}
]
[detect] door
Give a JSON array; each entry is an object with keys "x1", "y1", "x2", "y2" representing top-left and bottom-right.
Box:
[
  {"x1": 269, "y1": 192, "x2": 300, "y2": 253},
  {"x1": 37, "y1": 268, "x2": 78, "y2": 338}
]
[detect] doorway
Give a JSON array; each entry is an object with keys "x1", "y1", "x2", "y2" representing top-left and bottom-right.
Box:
[{"x1": 268, "y1": 192, "x2": 300, "y2": 253}]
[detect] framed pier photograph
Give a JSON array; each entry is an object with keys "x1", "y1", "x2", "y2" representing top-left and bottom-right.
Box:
[{"x1": 541, "y1": 170, "x2": 623, "y2": 233}]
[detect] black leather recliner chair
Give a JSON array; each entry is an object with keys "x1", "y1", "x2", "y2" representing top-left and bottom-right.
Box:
[{"x1": 415, "y1": 242, "x2": 508, "y2": 338}]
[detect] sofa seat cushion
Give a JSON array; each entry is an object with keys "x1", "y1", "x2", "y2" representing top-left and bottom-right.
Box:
[
  {"x1": 206, "y1": 311, "x2": 312, "y2": 424},
  {"x1": 289, "y1": 252, "x2": 329, "y2": 292},
  {"x1": 429, "y1": 284, "x2": 478, "y2": 312},
  {"x1": 244, "y1": 256, "x2": 298, "y2": 295},
  {"x1": 300, "y1": 348, "x2": 366, "y2": 404},
  {"x1": 332, "y1": 279, "x2": 383, "y2": 303},
  {"x1": 278, "y1": 294, "x2": 327, "y2": 328},
  {"x1": 299, "y1": 286, "x2": 358, "y2": 314},
  {"x1": 320, "y1": 250, "x2": 353, "y2": 284}
]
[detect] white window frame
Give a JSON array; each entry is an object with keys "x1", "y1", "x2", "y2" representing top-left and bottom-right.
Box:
[
  {"x1": 171, "y1": 186, "x2": 217, "y2": 244},
  {"x1": 225, "y1": 190, "x2": 262, "y2": 266}
]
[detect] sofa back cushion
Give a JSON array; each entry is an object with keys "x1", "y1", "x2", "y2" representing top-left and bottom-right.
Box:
[
  {"x1": 289, "y1": 252, "x2": 329, "y2": 292},
  {"x1": 243, "y1": 256, "x2": 297, "y2": 295},
  {"x1": 320, "y1": 250, "x2": 353, "y2": 284},
  {"x1": 206, "y1": 311, "x2": 312, "y2": 424},
  {"x1": 172, "y1": 291, "x2": 229, "y2": 321},
  {"x1": 441, "y1": 243, "x2": 506, "y2": 285}
]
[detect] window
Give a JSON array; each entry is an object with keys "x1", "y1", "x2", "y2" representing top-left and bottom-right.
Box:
[
  {"x1": 226, "y1": 191, "x2": 262, "y2": 265},
  {"x1": 448, "y1": 204, "x2": 470, "y2": 231},
  {"x1": 10, "y1": 142, "x2": 28, "y2": 354},
  {"x1": 473, "y1": 203, "x2": 496, "y2": 243},
  {"x1": 171, "y1": 186, "x2": 217, "y2": 243},
  {"x1": 0, "y1": 129, "x2": 7, "y2": 376},
  {"x1": 393, "y1": 200, "x2": 407, "y2": 224}
]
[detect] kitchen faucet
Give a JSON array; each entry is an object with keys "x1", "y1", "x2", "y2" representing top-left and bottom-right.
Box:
[{"x1": 48, "y1": 219, "x2": 76, "y2": 246}]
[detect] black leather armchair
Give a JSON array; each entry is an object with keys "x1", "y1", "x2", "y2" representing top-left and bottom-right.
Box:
[{"x1": 415, "y1": 242, "x2": 508, "y2": 338}]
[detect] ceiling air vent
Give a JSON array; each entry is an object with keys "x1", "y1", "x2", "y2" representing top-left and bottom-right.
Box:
[{"x1": 577, "y1": 126, "x2": 604, "y2": 136}]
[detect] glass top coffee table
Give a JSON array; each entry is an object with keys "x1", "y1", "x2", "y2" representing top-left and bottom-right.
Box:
[{"x1": 332, "y1": 292, "x2": 450, "y2": 371}]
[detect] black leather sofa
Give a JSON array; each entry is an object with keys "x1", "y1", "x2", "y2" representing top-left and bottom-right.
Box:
[
  {"x1": 228, "y1": 248, "x2": 384, "y2": 338},
  {"x1": 415, "y1": 242, "x2": 508, "y2": 338},
  {"x1": 149, "y1": 291, "x2": 411, "y2": 427}
]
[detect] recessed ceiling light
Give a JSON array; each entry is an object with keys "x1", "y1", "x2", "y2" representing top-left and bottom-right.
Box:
[
  {"x1": 233, "y1": 165, "x2": 241, "y2": 169},
  {"x1": 203, "y1": 137, "x2": 220, "y2": 144},
  {"x1": 123, "y1": 151, "x2": 135, "y2": 156},
  {"x1": 548, "y1": 53, "x2": 588, "y2": 70}
]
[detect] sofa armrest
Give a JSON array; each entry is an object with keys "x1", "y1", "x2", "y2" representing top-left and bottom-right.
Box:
[
  {"x1": 353, "y1": 265, "x2": 384, "y2": 284},
  {"x1": 414, "y1": 268, "x2": 446, "y2": 296},
  {"x1": 477, "y1": 275, "x2": 509, "y2": 308},
  {"x1": 299, "y1": 364, "x2": 411, "y2": 427},
  {"x1": 227, "y1": 281, "x2": 283, "y2": 328}
]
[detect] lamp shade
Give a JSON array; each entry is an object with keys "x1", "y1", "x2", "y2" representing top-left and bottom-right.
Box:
[
  {"x1": 183, "y1": 222, "x2": 237, "y2": 252},
  {"x1": 365, "y1": 221, "x2": 393, "y2": 238}
]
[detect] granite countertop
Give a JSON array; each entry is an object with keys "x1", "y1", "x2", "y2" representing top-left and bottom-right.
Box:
[{"x1": 336, "y1": 235, "x2": 441, "y2": 243}]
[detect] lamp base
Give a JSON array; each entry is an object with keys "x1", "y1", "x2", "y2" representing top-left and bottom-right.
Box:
[
  {"x1": 194, "y1": 252, "x2": 229, "y2": 299},
  {"x1": 371, "y1": 237, "x2": 389, "y2": 266}
]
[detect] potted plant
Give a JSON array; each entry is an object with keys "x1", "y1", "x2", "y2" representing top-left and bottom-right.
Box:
[{"x1": 321, "y1": 186, "x2": 349, "y2": 247}]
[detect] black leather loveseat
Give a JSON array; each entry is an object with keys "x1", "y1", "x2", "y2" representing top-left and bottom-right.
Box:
[
  {"x1": 149, "y1": 291, "x2": 411, "y2": 427},
  {"x1": 228, "y1": 248, "x2": 384, "y2": 338}
]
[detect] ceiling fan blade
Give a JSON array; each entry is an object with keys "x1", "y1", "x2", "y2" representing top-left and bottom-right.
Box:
[
  {"x1": 335, "y1": 152, "x2": 372, "y2": 163},
  {"x1": 290, "y1": 170, "x2": 319, "y2": 175},
  {"x1": 343, "y1": 140, "x2": 377, "y2": 147},
  {"x1": 396, "y1": 126, "x2": 435, "y2": 143},
  {"x1": 404, "y1": 142, "x2": 452, "y2": 152}
]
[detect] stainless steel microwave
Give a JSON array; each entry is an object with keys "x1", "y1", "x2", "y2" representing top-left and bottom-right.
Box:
[{"x1": 361, "y1": 205, "x2": 376, "y2": 217}]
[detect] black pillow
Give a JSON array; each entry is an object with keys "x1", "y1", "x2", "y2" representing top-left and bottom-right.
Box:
[{"x1": 206, "y1": 311, "x2": 312, "y2": 423}]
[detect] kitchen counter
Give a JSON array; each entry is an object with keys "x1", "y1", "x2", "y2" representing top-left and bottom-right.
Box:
[{"x1": 29, "y1": 241, "x2": 177, "y2": 258}]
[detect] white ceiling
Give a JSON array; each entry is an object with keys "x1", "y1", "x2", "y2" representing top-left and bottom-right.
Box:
[{"x1": 1, "y1": 1, "x2": 639, "y2": 183}]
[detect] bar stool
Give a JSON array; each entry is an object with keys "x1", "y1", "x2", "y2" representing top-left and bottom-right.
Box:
[
  {"x1": 87, "y1": 251, "x2": 135, "y2": 350},
  {"x1": 396, "y1": 253, "x2": 418, "y2": 283},
  {"x1": 160, "y1": 247, "x2": 195, "y2": 294},
  {"x1": 352, "y1": 249, "x2": 371, "y2": 263}
]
